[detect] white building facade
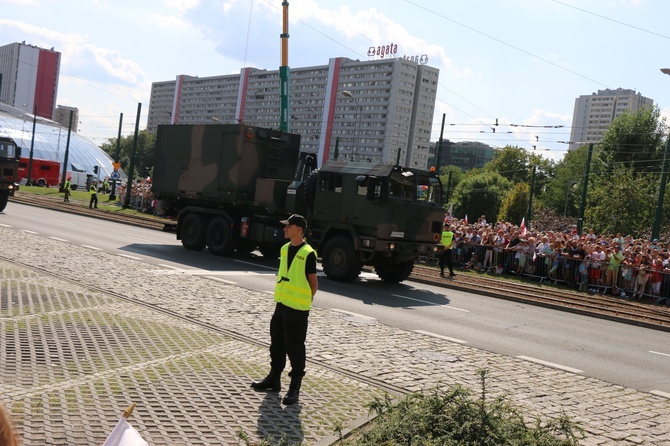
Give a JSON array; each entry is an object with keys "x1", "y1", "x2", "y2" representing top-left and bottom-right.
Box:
[
  {"x1": 147, "y1": 57, "x2": 439, "y2": 168},
  {"x1": 568, "y1": 88, "x2": 654, "y2": 150}
]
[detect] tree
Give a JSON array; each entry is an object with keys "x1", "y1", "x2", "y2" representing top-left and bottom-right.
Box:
[
  {"x1": 483, "y1": 145, "x2": 555, "y2": 197},
  {"x1": 439, "y1": 165, "x2": 464, "y2": 205},
  {"x1": 585, "y1": 166, "x2": 657, "y2": 237},
  {"x1": 452, "y1": 171, "x2": 512, "y2": 221},
  {"x1": 99, "y1": 130, "x2": 156, "y2": 180},
  {"x1": 497, "y1": 182, "x2": 529, "y2": 225},
  {"x1": 540, "y1": 146, "x2": 589, "y2": 216},
  {"x1": 596, "y1": 106, "x2": 666, "y2": 173}
]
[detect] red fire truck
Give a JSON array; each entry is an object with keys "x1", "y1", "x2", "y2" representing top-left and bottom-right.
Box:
[{"x1": 17, "y1": 157, "x2": 61, "y2": 187}]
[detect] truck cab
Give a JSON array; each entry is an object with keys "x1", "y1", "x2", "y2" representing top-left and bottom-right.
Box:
[{"x1": 0, "y1": 137, "x2": 21, "y2": 211}]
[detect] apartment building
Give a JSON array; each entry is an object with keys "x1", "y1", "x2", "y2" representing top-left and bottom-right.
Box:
[
  {"x1": 0, "y1": 42, "x2": 61, "y2": 120},
  {"x1": 147, "y1": 57, "x2": 439, "y2": 168},
  {"x1": 568, "y1": 88, "x2": 653, "y2": 150}
]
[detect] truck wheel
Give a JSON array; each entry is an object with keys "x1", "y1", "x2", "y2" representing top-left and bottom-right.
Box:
[
  {"x1": 375, "y1": 260, "x2": 414, "y2": 283},
  {"x1": 181, "y1": 213, "x2": 206, "y2": 251},
  {"x1": 0, "y1": 192, "x2": 7, "y2": 212},
  {"x1": 37, "y1": 178, "x2": 46, "y2": 187},
  {"x1": 206, "y1": 217, "x2": 233, "y2": 256},
  {"x1": 322, "y1": 235, "x2": 362, "y2": 282}
]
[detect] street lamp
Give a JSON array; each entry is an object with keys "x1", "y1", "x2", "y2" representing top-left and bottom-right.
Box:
[
  {"x1": 652, "y1": 69, "x2": 670, "y2": 240},
  {"x1": 342, "y1": 90, "x2": 361, "y2": 161},
  {"x1": 563, "y1": 179, "x2": 577, "y2": 216}
]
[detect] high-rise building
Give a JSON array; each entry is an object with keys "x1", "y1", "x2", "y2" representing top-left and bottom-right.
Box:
[
  {"x1": 568, "y1": 88, "x2": 653, "y2": 150},
  {"x1": 0, "y1": 42, "x2": 61, "y2": 120},
  {"x1": 147, "y1": 57, "x2": 439, "y2": 168},
  {"x1": 52, "y1": 105, "x2": 79, "y2": 132},
  {"x1": 429, "y1": 140, "x2": 494, "y2": 172}
]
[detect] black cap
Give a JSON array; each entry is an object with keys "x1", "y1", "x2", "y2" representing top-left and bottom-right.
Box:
[{"x1": 280, "y1": 214, "x2": 307, "y2": 230}]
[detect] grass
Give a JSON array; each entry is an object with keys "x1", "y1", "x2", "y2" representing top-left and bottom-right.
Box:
[{"x1": 16, "y1": 185, "x2": 165, "y2": 220}]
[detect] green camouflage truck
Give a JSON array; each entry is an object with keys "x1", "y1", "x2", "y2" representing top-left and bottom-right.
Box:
[
  {"x1": 152, "y1": 124, "x2": 444, "y2": 283},
  {"x1": 0, "y1": 137, "x2": 21, "y2": 212}
]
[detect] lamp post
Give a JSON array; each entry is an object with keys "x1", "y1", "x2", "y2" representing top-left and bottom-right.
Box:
[
  {"x1": 342, "y1": 90, "x2": 361, "y2": 161},
  {"x1": 564, "y1": 179, "x2": 577, "y2": 216},
  {"x1": 653, "y1": 68, "x2": 670, "y2": 240}
]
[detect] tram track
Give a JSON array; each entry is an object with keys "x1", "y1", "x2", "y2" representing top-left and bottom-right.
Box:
[
  {"x1": 10, "y1": 191, "x2": 670, "y2": 332},
  {"x1": 0, "y1": 251, "x2": 410, "y2": 399}
]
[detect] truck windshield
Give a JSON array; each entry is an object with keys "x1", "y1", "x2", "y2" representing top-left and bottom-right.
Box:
[
  {"x1": 389, "y1": 170, "x2": 442, "y2": 203},
  {"x1": 0, "y1": 140, "x2": 17, "y2": 159}
]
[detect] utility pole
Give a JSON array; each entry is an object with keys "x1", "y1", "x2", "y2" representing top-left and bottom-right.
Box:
[
  {"x1": 525, "y1": 165, "x2": 536, "y2": 230},
  {"x1": 651, "y1": 135, "x2": 670, "y2": 240},
  {"x1": 577, "y1": 144, "x2": 593, "y2": 235},
  {"x1": 123, "y1": 103, "x2": 142, "y2": 208},
  {"x1": 279, "y1": 1, "x2": 290, "y2": 132}
]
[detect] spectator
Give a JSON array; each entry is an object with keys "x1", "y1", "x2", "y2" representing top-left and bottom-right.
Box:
[
  {"x1": 605, "y1": 245, "x2": 624, "y2": 295},
  {"x1": 631, "y1": 254, "x2": 650, "y2": 298}
]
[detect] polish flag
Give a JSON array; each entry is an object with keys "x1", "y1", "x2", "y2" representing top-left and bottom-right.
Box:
[
  {"x1": 464, "y1": 214, "x2": 468, "y2": 225},
  {"x1": 520, "y1": 217, "x2": 527, "y2": 236}
]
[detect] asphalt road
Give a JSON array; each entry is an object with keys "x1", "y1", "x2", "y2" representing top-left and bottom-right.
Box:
[{"x1": 2, "y1": 202, "x2": 670, "y2": 397}]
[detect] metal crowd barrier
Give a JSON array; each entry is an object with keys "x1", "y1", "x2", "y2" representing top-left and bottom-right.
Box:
[{"x1": 421, "y1": 241, "x2": 670, "y2": 305}]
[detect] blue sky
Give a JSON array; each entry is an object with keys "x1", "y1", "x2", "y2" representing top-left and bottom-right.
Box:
[{"x1": 2, "y1": 0, "x2": 669, "y2": 162}]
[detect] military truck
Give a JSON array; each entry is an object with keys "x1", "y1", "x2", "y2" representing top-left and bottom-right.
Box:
[
  {"x1": 0, "y1": 137, "x2": 21, "y2": 212},
  {"x1": 152, "y1": 124, "x2": 444, "y2": 283}
]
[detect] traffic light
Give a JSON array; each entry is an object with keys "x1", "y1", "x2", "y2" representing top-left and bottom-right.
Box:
[{"x1": 93, "y1": 165, "x2": 99, "y2": 174}]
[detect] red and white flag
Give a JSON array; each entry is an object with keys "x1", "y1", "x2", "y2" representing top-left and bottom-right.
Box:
[
  {"x1": 464, "y1": 214, "x2": 468, "y2": 225},
  {"x1": 520, "y1": 217, "x2": 527, "y2": 236}
]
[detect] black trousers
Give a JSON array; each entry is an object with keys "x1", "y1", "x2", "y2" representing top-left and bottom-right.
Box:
[
  {"x1": 439, "y1": 249, "x2": 454, "y2": 274},
  {"x1": 89, "y1": 193, "x2": 98, "y2": 208},
  {"x1": 269, "y1": 302, "x2": 309, "y2": 378}
]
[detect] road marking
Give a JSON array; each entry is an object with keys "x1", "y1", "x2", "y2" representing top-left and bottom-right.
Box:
[
  {"x1": 117, "y1": 254, "x2": 141, "y2": 260},
  {"x1": 234, "y1": 259, "x2": 276, "y2": 270},
  {"x1": 650, "y1": 350, "x2": 670, "y2": 358},
  {"x1": 414, "y1": 330, "x2": 468, "y2": 344},
  {"x1": 80, "y1": 245, "x2": 102, "y2": 251},
  {"x1": 392, "y1": 294, "x2": 470, "y2": 312},
  {"x1": 650, "y1": 390, "x2": 670, "y2": 399},
  {"x1": 516, "y1": 356, "x2": 583, "y2": 374},
  {"x1": 49, "y1": 237, "x2": 68, "y2": 242},
  {"x1": 330, "y1": 309, "x2": 377, "y2": 321},
  {"x1": 50, "y1": 219, "x2": 76, "y2": 226},
  {"x1": 0, "y1": 224, "x2": 11, "y2": 228},
  {"x1": 126, "y1": 235, "x2": 163, "y2": 243},
  {"x1": 20, "y1": 230, "x2": 38, "y2": 234},
  {"x1": 209, "y1": 277, "x2": 238, "y2": 285}
]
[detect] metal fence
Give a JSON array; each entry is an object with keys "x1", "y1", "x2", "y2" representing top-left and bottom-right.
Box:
[{"x1": 422, "y1": 241, "x2": 670, "y2": 305}]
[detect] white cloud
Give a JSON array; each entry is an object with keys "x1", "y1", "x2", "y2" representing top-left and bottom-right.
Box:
[{"x1": 164, "y1": 0, "x2": 200, "y2": 15}]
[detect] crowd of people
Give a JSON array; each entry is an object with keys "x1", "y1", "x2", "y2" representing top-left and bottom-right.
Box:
[
  {"x1": 114, "y1": 179, "x2": 160, "y2": 214},
  {"x1": 440, "y1": 215, "x2": 670, "y2": 306}
]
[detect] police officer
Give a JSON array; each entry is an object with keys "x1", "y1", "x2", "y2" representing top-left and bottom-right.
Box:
[
  {"x1": 89, "y1": 182, "x2": 98, "y2": 209},
  {"x1": 439, "y1": 223, "x2": 456, "y2": 277},
  {"x1": 63, "y1": 177, "x2": 71, "y2": 203},
  {"x1": 251, "y1": 214, "x2": 318, "y2": 405}
]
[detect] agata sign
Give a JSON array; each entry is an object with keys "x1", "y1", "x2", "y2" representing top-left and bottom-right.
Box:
[{"x1": 367, "y1": 43, "x2": 429, "y2": 65}]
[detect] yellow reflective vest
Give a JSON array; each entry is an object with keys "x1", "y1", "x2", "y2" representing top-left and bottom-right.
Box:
[
  {"x1": 440, "y1": 231, "x2": 454, "y2": 249},
  {"x1": 274, "y1": 243, "x2": 316, "y2": 311}
]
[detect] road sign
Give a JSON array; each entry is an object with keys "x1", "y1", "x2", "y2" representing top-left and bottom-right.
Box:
[{"x1": 111, "y1": 171, "x2": 120, "y2": 180}]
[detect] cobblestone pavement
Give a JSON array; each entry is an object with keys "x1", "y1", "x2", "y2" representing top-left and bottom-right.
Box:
[{"x1": 1, "y1": 226, "x2": 669, "y2": 445}]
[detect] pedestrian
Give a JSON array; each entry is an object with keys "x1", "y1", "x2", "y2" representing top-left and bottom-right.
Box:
[
  {"x1": 251, "y1": 214, "x2": 318, "y2": 405},
  {"x1": 439, "y1": 223, "x2": 455, "y2": 277},
  {"x1": 89, "y1": 182, "x2": 98, "y2": 208},
  {"x1": 63, "y1": 177, "x2": 71, "y2": 203}
]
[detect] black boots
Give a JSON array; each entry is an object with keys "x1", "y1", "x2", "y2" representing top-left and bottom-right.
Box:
[
  {"x1": 251, "y1": 371, "x2": 281, "y2": 392},
  {"x1": 282, "y1": 376, "x2": 302, "y2": 405}
]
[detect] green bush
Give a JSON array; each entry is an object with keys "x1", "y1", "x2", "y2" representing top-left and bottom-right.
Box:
[{"x1": 342, "y1": 369, "x2": 583, "y2": 446}]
